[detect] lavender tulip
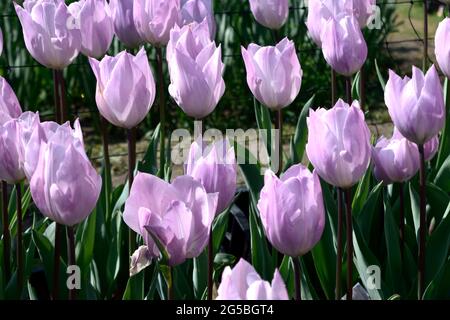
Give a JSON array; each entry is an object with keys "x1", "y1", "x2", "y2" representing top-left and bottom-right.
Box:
[
  {"x1": 216, "y1": 258, "x2": 289, "y2": 300},
  {"x1": 424, "y1": 135, "x2": 439, "y2": 162},
  {"x1": 372, "y1": 128, "x2": 420, "y2": 185},
  {"x1": 133, "y1": 0, "x2": 181, "y2": 46},
  {"x1": 14, "y1": 0, "x2": 81, "y2": 69},
  {"x1": 68, "y1": 0, "x2": 114, "y2": 58},
  {"x1": 29, "y1": 119, "x2": 101, "y2": 226},
  {"x1": 89, "y1": 48, "x2": 156, "y2": 129},
  {"x1": 110, "y1": 0, "x2": 142, "y2": 48},
  {"x1": 185, "y1": 138, "x2": 237, "y2": 214},
  {"x1": 306, "y1": 99, "x2": 371, "y2": 189},
  {"x1": 435, "y1": 18, "x2": 450, "y2": 79},
  {"x1": 0, "y1": 77, "x2": 22, "y2": 125},
  {"x1": 385, "y1": 65, "x2": 445, "y2": 145},
  {"x1": 258, "y1": 164, "x2": 325, "y2": 257},
  {"x1": 124, "y1": 172, "x2": 218, "y2": 267},
  {"x1": 168, "y1": 23, "x2": 225, "y2": 119},
  {"x1": 241, "y1": 38, "x2": 302, "y2": 110},
  {"x1": 248, "y1": 0, "x2": 289, "y2": 30},
  {"x1": 181, "y1": 0, "x2": 216, "y2": 39},
  {"x1": 0, "y1": 112, "x2": 40, "y2": 184},
  {"x1": 321, "y1": 14, "x2": 367, "y2": 76}
]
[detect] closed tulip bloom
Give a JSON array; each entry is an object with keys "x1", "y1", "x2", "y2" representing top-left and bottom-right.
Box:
[
  {"x1": 185, "y1": 138, "x2": 237, "y2": 214},
  {"x1": 133, "y1": 0, "x2": 180, "y2": 46},
  {"x1": 0, "y1": 112, "x2": 40, "y2": 184},
  {"x1": 216, "y1": 258, "x2": 288, "y2": 300},
  {"x1": 306, "y1": 99, "x2": 371, "y2": 189},
  {"x1": 372, "y1": 129, "x2": 420, "y2": 185},
  {"x1": 385, "y1": 65, "x2": 445, "y2": 145},
  {"x1": 168, "y1": 24, "x2": 225, "y2": 119},
  {"x1": 181, "y1": 0, "x2": 216, "y2": 39},
  {"x1": 0, "y1": 77, "x2": 22, "y2": 125},
  {"x1": 435, "y1": 18, "x2": 450, "y2": 78},
  {"x1": 89, "y1": 48, "x2": 156, "y2": 129},
  {"x1": 249, "y1": 0, "x2": 289, "y2": 30},
  {"x1": 14, "y1": 0, "x2": 81, "y2": 69},
  {"x1": 321, "y1": 14, "x2": 367, "y2": 76},
  {"x1": 124, "y1": 173, "x2": 218, "y2": 267},
  {"x1": 258, "y1": 164, "x2": 325, "y2": 257},
  {"x1": 241, "y1": 38, "x2": 302, "y2": 110},
  {"x1": 68, "y1": 0, "x2": 114, "y2": 58},
  {"x1": 29, "y1": 119, "x2": 101, "y2": 226},
  {"x1": 110, "y1": 0, "x2": 142, "y2": 48}
]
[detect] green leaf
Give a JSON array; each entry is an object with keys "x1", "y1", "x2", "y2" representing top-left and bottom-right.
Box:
[
  {"x1": 375, "y1": 59, "x2": 386, "y2": 90},
  {"x1": 436, "y1": 78, "x2": 450, "y2": 169},
  {"x1": 122, "y1": 271, "x2": 145, "y2": 300},
  {"x1": 212, "y1": 210, "x2": 229, "y2": 254},
  {"x1": 138, "y1": 124, "x2": 161, "y2": 175},
  {"x1": 409, "y1": 182, "x2": 420, "y2": 239},
  {"x1": 352, "y1": 169, "x2": 373, "y2": 215},
  {"x1": 76, "y1": 209, "x2": 97, "y2": 279},
  {"x1": 352, "y1": 71, "x2": 361, "y2": 100},
  {"x1": 192, "y1": 250, "x2": 207, "y2": 299},
  {"x1": 254, "y1": 98, "x2": 273, "y2": 160},
  {"x1": 356, "y1": 183, "x2": 383, "y2": 242},
  {"x1": 434, "y1": 153, "x2": 450, "y2": 192},
  {"x1": 423, "y1": 257, "x2": 450, "y2": 299}
]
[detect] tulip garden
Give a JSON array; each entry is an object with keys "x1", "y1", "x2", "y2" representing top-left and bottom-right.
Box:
[{"x1": 0, "y1": 0, "x2": 450, "y2": 302}]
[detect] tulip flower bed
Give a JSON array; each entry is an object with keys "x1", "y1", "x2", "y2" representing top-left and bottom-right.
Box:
[{"x1": 0, "y1": 0, "x2": 450, "y2": 302}]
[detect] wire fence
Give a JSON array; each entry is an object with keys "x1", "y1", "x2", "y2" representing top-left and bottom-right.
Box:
[{"x1": 0, "y1": 0, "x2": 447, "y2": 173}]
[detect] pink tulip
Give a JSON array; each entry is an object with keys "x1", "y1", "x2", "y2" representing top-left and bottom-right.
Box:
[
  {"x1": 385, "y1": 66, "x2": 445, "y2": 145},
  {"x1": 306, "y1": 99, "x2": 372, "y2": 188},
  {"x1": 216, "y1": 258, "x2": 289, "y2": 300},
  {"x1": 435, "y1": 18, "x2": 450, "y2": 79},
  {"x1": 124, "y1": 172, "x2": 218, "y2": 267},
  {"x1": 258, "y1": 164, "x2": 325, "y2": 257},
  {"x1": 133, "y1": 0, "x2": 181, "y2": 46},
  {"x1": 185, "y1": 138, "x2": 237, "y2": 214},
  {"x1": 89, "y1": 48, "x2": 156, "y2": 129},
  {"x1": 241, "y1": 38, "x2": 302, "y2": 110},
  {"x1": 29, "y1": 119, "x2": 101, "y2": 226},
  {"x1": 0, "y1": 77, "x2": 22, "y2": 125},
  {"x1": 110, "y1": 0, "x2": 143, "y2": 48},
  {"x1": 181, "y1": 0, "x2": 216, "y2": 39},
  {"x1": 248, "y1": 0, "x2": 289, "y2": 30},
  {"x1": 14, "y1": 0, "x2": 81, "y2": 69}
]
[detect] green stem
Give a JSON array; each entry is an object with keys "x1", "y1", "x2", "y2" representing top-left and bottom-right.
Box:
[
  {"x1": 275, "y1": 109, "x2": 283, "y2": 176},
  {"x1": 418, "y1": 144, "x2": 426, "y2": 299},
  {"x1": 156, "y1": 48, "x2": 166, "y2": 179},
  {"x1": 292, "y1": 257, "x2": 302, "y2": 301},
  {"x1": 16, "y1": 183, "x2": 23, "y2": 297},
  {"x1": 344, "y1": 189, "x2": 353, "y2": 300},
  {"x1": 1, "y1": 181, "x2": 10, "y2": 281},
  {"x1": 207, "y1": 230, "x2": 213, "y2": 300},
  {"x1": 128, "y1": 127, "x2": 137, "y2": 255},
  {"x1": 331, "y1": 69, "x2": 337, "y2": 106},
  {"x1": 423, "y1": 0, "x2": 428, "y2": 71},
  {"x1": 100, "y1": 117, "x2": 111, "y2": 217},
  {"x1": 66, "y1": 226, "x2": 76, "y2": 300},
  {"x1": 336, "y1": 188, "x2": 343, "y2": 300}
]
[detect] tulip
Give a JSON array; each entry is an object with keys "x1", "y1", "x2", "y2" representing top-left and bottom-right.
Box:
[
  {"x1": 424, "y1": 135, "x2": 439, "y2": 162},
  {"x1": 321, "y1": 14, "x2": 367, "y2": 76},
  {"x1": 0, "y1": 77, "x2": 22, "y2": 125},
  {"x1": 258, "y1": 164, "x2": 325, "y2": 257},
  {"x1": 216, "y1": 258, "x2": 288, "y2": 300},
  {"x1": 248, "y1": 0, "x2": 289, "y2": 30},
  {"x1": 133, "y1": 0, "x2": 181, "y2": 46},
  {"x1": 241, "y1": 38, "x2": 302, "y2": 110},
  {"x1": 68, "y1": 0, "x2": 114, "y2": 58},
  {"x1": 109, "y1": 0, "x2": 142, "y2": 48},
  {"x1": 14, "y1": 0, "x2": 81, "y2": 69},
  {"x1": 0, "y1": 26, "x2": 3, "y2": 57},
  {"x1": 435, "y1": 18, "x2": 450, "y2": 79},
  {"x1": 385, "y1": 66, "x2": 445, "y2": 145},
  {"x1": 89, "y1": 48, "x2": 156, "y2": 129},
  {"x1": 124, "y1": 172, "x2": 218, "y2": 267},
  {"x1": 0, "y1": 112, "x2": 40, "y2": 184},
  {"x1": 185, "y1": 138, "x2": 237, "y2": 214},
  {"x1": 372, "y1": 128, "x2": 420, "y2": 185},
  {"x1": 306, "y1": 99, "x2": 371, "y2": 189},
  {"x1": 168, "y1": 23, "x2": 225, "y2": 119},
  {"x1": 347, "y1": 0, "x2": 376, "y2": 28},
  {"x1": 181, "y1": 0, "x2": 216, "y2": 39},
  {"x1": 29, "y1": 119, "x2": 101, "y2": 226}
]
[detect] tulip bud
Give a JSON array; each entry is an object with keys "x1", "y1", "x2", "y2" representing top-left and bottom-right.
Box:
[
  {"x1": 0, "y1": 77, "x2": 22, "y2": 125},
  {"x1": 372, "y1": 129, "x2": 420, "y2": 185},
  {"x1": 124, "y1": 173, "x2": 218, "y2": 267},
  {"x1": 168, "y1": 23, "x2": 225, "y2": 119},
  {"x1": 216, "y1": 258, "x2": 289, "y2": 300},
  {"x1": 0, "y1": 112, "x2": 39, "y2": 184},
  {"x1": 435, "y1": 18, "x2": 450, "y2": 79},
  {"x1": 109, "y1": 0, "x2": 143, "y2": 48},
  {"x1": 385, "y1": 65, "x2": 445, "y2": 145},
  {"x1": 321, "y1": 14, "x2": 367, "y2": 76},
  {"x1": 133, "y1": 0, "x2": 181, "y2": 46},
  {"x1": 181, "y1": 0, "x2": 216, "y2": 39},
  {"x1": 241, "y1": 38, "x2": 302, "y2": 110},
  {"x1": 185, "y1": 138, "x2": 237, "y2": 214},
  {"x1": 89, "y1": 48, "x2": 156, "y2": 129},
  {"x1": 14, "y1": 0, "x2": 82, "y2": 69},
  {"x1": 306, "y1": 99, "x2": 372, "y2": 189},
  {"x1": 68, "y1": 0, "x2": 114, "y2": 58},
  {"x1": 249, "y1": 0, "x2": 289, "y2": 30},
  {"x1": 29, "y1": 120, "x2": 101, "y2": 226},
  {"x1": 258, "y1": 164, "x2": 325, "y2": 257}
]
